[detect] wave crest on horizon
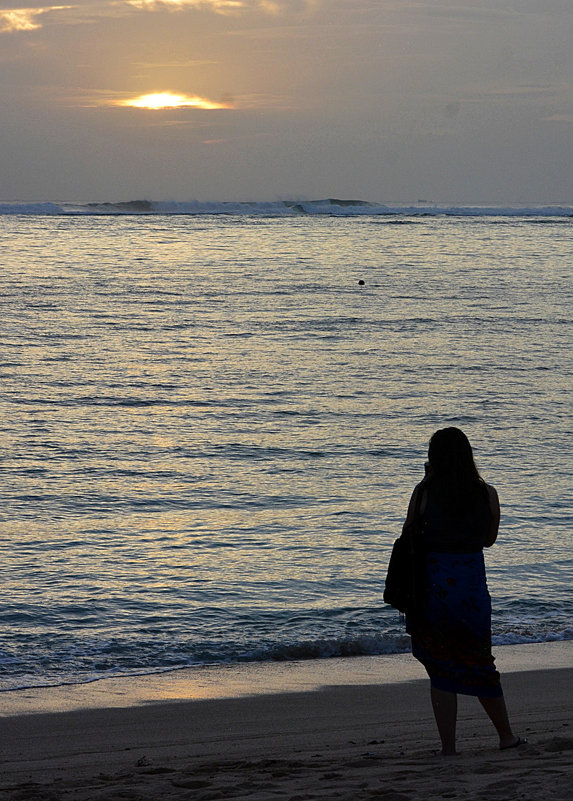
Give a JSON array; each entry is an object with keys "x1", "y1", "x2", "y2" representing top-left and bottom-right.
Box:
[{"x1": 1, "y1": 199, "x2": 573, "y2": 218}]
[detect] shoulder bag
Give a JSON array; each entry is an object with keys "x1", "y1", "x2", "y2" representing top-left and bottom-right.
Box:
[{"x1": 383, "y1": 486, "x2": 426, "y2": 615}]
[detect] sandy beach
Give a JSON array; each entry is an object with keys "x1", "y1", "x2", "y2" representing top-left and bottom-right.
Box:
[{"x1": 1, "y1": 643, "x2": 572, "y2": 801}]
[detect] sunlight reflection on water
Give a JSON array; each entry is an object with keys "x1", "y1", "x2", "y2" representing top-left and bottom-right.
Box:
[{"x1": 0, "y1": 214, "x2": 571, "y2": 688}]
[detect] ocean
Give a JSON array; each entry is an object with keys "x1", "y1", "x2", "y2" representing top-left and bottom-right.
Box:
[{"x1": 1, "y1": 200, "x2": 571, "y2": 693}]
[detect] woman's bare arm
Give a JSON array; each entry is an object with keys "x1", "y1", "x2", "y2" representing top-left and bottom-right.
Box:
[
  {"x1": 484, "y1": 484, "x2": 500, "y2": 547},
  {"x1": 404, "y1": 483, "x2": 425, "y2": 527}
]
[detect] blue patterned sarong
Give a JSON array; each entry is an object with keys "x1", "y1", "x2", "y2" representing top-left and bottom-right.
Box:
[{"x1": 407, "y1": 551, "x2": 502, "y2": 697}]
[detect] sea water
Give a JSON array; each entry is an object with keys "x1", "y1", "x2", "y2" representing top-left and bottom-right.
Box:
[{"x1": 0, "y1": 201, "x2": 571, "y2": 692}]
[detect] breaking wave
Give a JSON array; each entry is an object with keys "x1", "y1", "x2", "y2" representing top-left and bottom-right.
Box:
[{"x1": 1, "y1": 198, "x2": 573, "y2": 217}]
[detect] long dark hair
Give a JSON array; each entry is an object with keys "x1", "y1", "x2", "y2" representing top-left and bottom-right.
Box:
[{"x1": 426, "y1": 427, "x2": 486, "y2": 512}]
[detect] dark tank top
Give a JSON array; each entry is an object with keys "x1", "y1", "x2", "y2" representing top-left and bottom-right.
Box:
[{"x1": 420, "y1": 482, "x2": 491, "y2": 553}]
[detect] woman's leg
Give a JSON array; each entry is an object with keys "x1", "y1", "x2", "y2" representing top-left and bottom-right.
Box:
[
  {"x1": 430, "y1": 686, "x2": 458, "y2": 755},
  {"x1": 478, "y1": 694, "x2": 519, "y2": 748}
]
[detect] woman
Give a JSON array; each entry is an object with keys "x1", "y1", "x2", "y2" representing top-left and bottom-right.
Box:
[{"x1": 404, "y1": 427, "x2": 525, "y2": 755}]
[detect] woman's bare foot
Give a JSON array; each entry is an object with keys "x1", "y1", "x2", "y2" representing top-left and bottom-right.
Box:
[{"x1": 500, "y1": 736, "x2": 527, "y2": 750}]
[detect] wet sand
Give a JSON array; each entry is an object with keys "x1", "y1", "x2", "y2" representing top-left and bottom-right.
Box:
[{"x1": 1, "y1": 643, "x2": 572, "y2": 800}]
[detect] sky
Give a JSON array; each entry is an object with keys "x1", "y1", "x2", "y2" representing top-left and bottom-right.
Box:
[{"x1": 1, "y1": 0, "x2": 572, "y2": 202}]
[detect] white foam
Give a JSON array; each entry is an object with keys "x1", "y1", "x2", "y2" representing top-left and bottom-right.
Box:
[{"x1": 1, "y1": 199, "x2": 573, "y2": 217}]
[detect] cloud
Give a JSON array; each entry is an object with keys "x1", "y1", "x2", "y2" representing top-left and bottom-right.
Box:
[
  {"x1": 0, "y1": 4, "x2": 71, "y2": 31},
  {"x1": 543, "y1": 113, "x2": 573, "y2": 123},
  {"x1": 133, "y1": 59, "x2": 218, "y2": 67},
  {"x1": 462, "y1": 84, "x2": 562, "y2": 106},
  {"x1": 0, "y1": 8, "x2": 41, "y2": 30},
  {"x1": 74, "y1": 87, "x2": 290, "y2": 112},
  {"x1": 124, "y1": 0, "x2": 246, "y2": 11},
  {"x1": 0, "y1": 0, "x2": 318, "y2": 33},
  {"x1": 123, "y1": 0, "x2": 318, "y2": 14}
]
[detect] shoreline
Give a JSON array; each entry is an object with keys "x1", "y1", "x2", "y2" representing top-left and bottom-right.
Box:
[
  {"x1": 2, "y1": 639, "x2": 572, "y2": 718},
  {"x1": 0, "y1": 659, "x2": 571, "y2": 800}
]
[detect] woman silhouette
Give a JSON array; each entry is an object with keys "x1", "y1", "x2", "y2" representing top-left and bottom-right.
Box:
[{"x1": 404, "y1": 428, "x2": 526, "y2": 755}]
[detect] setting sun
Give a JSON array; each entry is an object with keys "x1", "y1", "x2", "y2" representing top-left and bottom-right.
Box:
[{"x1": 118, "y1": 92, "x2": 232, "y2": 110}]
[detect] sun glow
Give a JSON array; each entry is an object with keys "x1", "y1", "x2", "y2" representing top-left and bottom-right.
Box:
[{"x1": 119, "y1": 92, "x2": 232, "y2": 110}]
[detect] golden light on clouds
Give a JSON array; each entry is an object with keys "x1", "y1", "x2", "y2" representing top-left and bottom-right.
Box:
[
  {"x1": 118, "y1": 92, "x2": 233, "y2": 110},
  {"x1": 0, "y1": 6, "x2": 70, "y2": 32},
  {"x1": 123, "y1": 0, "x2": 317, "y2": 14},
  {"x1": 0, "y1": 9, "x2": 40, "y2": 32},
  {"x1": 125, "y1": 0, "x2": 246, "y2": 11},
  {"x1": 0, "y1": 0, "x2": 314, "y2": 35}
]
